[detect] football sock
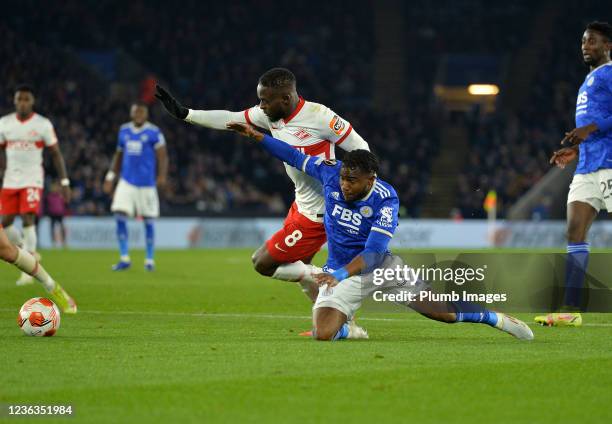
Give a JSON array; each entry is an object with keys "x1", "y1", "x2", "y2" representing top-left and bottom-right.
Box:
[
  {"x1": 12, "y1": 247, "x2": 55, "y2": 292},
  {"x1": 271, "y1": 260, "x2": 308, "y2": 282},
  {"x1": 144, "y1": 218, "x2": 155, "y2": 262},
  {"x1": 333, "y1": 323, "x2": 350, "y2": 340},
  {"x1": 23, "y1": 225, "x2": 37, "y2": 253},
  {"x1": 452, "y1": 301, "x2": 498, "y2": 327},
  {"x1": 563, "y1": 242, "x2": 590, "y2": 308},
  {"x1": 4, "y1": 225, "x2": 22, "y2": 246},
  {"x1": 115, "y1": 214, "x2": 129, "y2": 261}
]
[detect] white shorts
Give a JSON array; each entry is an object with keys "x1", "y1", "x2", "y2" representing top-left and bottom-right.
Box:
[
  {"x1": 567, "y1": 169, "x2": 612, "y2": 212},
  {"x1": 111, "y1": 179, "x2": 159, "y2": 218},
  {"x1": 313, "y1": 254, "x2": 428, "y2": 320}
]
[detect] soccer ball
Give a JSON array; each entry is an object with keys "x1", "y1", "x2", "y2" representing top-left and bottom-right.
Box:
[{"x1": 17, "y1": 298, "x2": 61, "y2": 337}]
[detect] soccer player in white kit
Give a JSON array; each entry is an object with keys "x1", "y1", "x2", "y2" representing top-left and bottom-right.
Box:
[
  {"x1": 0, "y1": 85, "x2": 76, "y2": 313},
  {"x1": 155, "y1": 68, "x2": 370, "y2": 303},
  {"x1": 0, "y1": 85, "x2": 71, "y2": 286}
]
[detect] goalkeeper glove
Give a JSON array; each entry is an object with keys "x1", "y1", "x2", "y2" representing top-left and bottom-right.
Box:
[{"x1": 155, "y1": 85, "x2": 189, "y2": 119}]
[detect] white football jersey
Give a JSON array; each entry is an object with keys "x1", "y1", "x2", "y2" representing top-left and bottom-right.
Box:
[
  {"x1": 0, "y1": 113, "x2": 58, "y2": 189},
  {"x1": 244, "y1": 98, "x2": 359, "y2": 220}
]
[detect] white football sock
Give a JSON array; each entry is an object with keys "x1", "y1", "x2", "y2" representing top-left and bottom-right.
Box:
[
  {"x1": 4, "y1": 225, "x2": 22, "y2": 246},
  {"x1": 23, "y1": 225, "x2": 37, "y2": 253},
  {"x1": 12, "y1": 248, "x2": 55, "y2": 291},
  {"x1": 271, "y1": 261, "x2": 308, "y2": 282}
]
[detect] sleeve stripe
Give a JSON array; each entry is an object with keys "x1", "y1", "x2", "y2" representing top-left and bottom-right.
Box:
[
  {"x1": 371, "y1": 227, "x2": 393, "y2": 238},
  {"x1": 301, "y1": 156, "x2": 311, "y2": 172},
  {"x1": 244, "y1": 109, "x2": 253, "y2": 126},
  {"x1": 335, "y1": 125, "x2": 353, "y2": 145}
]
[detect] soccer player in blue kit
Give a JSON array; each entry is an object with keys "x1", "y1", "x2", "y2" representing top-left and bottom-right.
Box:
[
  {"x1": 228, "y1": 122, "x2": 534, "y2": 341},
  {"x1": 103, "y1": 102, "x2": 169, "y2": 271},
  {"x1": 540, "y1": 21, "x2": 612, "y2": 327}
]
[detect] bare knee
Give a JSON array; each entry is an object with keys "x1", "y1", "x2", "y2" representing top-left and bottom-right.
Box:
[
  {"x1": 0, "y1": 241, "x2": 17, "y2": 262},
  {"x1": 313, "y1": 326, "x2": 337, "y2": 341},
  {"x1": 251, "y1": 248, "x2": 277, "y2": 277}
]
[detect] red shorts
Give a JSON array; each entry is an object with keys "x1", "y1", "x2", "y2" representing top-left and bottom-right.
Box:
[
  {"x1": 266, "y1": 202, "x2": 327, "y2": 263},
  {"x1": 0, "y1": 187, "x2": 43, "y2": 215}
]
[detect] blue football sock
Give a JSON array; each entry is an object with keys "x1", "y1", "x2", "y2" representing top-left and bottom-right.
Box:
[
  {"x1": 144, "y1": 218, "x2": 155, "y2": 261},
  {"x1": 115, "y1": 214, "x2": 129, "y2": 259},
  {"x1": 563, "y1": 242, "x2": 590, "y2": 308},
  {"x1": 333, "y1": 323, "x2": 350, "y2": 340},
  {"x1": 452, "y1": 301, "x2": 498, "y2": 327}
]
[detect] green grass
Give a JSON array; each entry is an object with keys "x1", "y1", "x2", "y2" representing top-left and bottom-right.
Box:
[{"x1": 1, "y1": 249, "x2": 612, "y2": 424}]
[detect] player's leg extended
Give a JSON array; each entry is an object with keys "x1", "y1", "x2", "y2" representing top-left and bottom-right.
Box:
[
  {"x1": 15, "y1": 211, "x2": 38, "y2": 286},
  {"x1": 144, "y1": 217, "x2": 155, "y2": 271},
  {"x1": 0, "y1": 227, "x2": 76, "y2": 313},
  {"x1": 535, "y1": 201, "x2": 596, "y2": 327}
]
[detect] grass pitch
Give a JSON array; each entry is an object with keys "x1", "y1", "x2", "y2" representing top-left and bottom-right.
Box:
[{"x1": 1, "y1": 249, "x2": 612, "y2": 423}]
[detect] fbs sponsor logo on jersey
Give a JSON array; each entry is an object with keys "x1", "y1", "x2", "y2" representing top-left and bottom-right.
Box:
[
  {"x1": 329, "y1": 115, "x2": 346, "y2": 136},
  {"x1": 331, "y1": 204, "x2": 362, "y2": 234}
]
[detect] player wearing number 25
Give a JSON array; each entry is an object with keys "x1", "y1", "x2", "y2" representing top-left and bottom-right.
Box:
[
  {"x1": 0, "y1": 84, "x2": 71, "y2": 286},
  {"x1": 541, "y1": 22, "x2": 612, "y2": 327}
]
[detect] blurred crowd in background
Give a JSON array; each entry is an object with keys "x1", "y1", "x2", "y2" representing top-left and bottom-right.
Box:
[{"x1": 0, "y1": 0, "x2": 607, "y2": 219}]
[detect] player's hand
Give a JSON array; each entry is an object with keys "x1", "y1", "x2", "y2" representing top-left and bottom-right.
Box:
[
  {"x1": 154, "y1": 85, "x2": 189, "y2": 120},
  {"x1": 61, "y1": 186, "x2": 71, "y2": 203},
  {"x1": 103, "y1": 180, "x2": 114, "y2": 195},
  {"x1": 549, "y1": 147, "x2": 578, "y2": 169},
  {"x1": 314, "y1": 273, "x2": 340, "y2": 288},
  {"x1": 560, "y1": 123, "x2": 598, "y2": 146},
  {"x1": 226, "y1": 122, "x2": 264, "y2": 141}
]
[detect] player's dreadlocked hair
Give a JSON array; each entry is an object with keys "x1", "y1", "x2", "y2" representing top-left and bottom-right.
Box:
[
  {"x1": 586, "y1": 21, "x2": 612, "y2": 41},
  {"x1": 342, "y1": 149, "x2": 379, "y2": 175},
  {"x1": 259, "y1": 68, "x2": 296, "y2": 89}
]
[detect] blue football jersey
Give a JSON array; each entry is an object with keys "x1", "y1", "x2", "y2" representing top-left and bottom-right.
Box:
[
  {"x1": 575, "y1": 62, "x2": 612, "y2": 174},
  {"x1": 117, "y1": 121, "x2": 165, "y2": 187},
  {"x1": 301, "y1": 156, "x2": 399, "y2": 271}
]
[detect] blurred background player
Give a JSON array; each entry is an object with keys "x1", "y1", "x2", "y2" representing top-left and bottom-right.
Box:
[
  {"x1": 103, "y1": 102, "x2": 168, "y2": 271},
  {"x1": 228, "y1": 122, "x2": 533, "y2": 341},
  {"x1": 542, "y1": 21, "x2": 612, "y2": 327},
  {"x1": 0, "y1": 84, "x2": 71, "y2": 285},
  {"x1": 46, "y1": 181, "x2": 67, "y2": 248},
  {"x1": 155, "y1": 68, "x2": 370, "y2": 301}
]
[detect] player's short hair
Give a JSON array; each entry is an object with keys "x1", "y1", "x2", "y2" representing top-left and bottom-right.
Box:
[
  {"x1": 342, "y1": 149, "x2": 379, "y2": 175},
  {"x1": 258, "y1": 68, "x2": 296, "y2": 89},
  {"x1": 586, "y1": 21, "x2": 612, "y2": 41},
  {"x1": 15, "y1": 84, "x2": 35, "y2": 96}
]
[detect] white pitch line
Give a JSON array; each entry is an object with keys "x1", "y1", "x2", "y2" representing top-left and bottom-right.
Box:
[{"x1": 1, "y1": 308, "x2": 612, "y2": 326}]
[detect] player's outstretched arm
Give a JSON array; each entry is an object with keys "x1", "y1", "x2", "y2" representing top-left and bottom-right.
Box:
[
  {"x1": 227, "y1": 122, "x2": 310, "y2": 172},
  {"x1": 155, "y1": 85, "x2": 246, "y2": 130}
]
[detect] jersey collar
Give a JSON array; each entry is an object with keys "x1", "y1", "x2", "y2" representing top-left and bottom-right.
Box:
[
  {"x1": 16, "y1": 112, "x2": 35, "y2": 123},
  {"x1": 283, "y1": 97, "x2": 305, "y2": 124},
  {"x1": 129, "y1": 121, "x2": 149, "y2": 133},
  {"x1": 588, "y1": 60, "x2": 612, "y2": 77}
]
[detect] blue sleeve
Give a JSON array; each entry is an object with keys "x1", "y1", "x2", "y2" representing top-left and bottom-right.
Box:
[
  {"x1": 261, "y1": 134, "x2": 338, "y2": 184},
  {"x1": 595, "y1": 116, "x2": 612, "y2": 133},
  {"x1": 359, "y1": 197, "x2": 399, "y2": 271},
  {"x1": 117, "y1": 129, "x2": 125, "y2": 151}
]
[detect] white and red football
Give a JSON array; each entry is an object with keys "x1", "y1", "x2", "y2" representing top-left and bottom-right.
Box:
[{"x1": 17, "y1": 297, "x2": 61, "y2": 337}]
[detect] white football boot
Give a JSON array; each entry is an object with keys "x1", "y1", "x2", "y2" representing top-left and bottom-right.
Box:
[{"x1": 495, "y1": 313, "x2": 534, "y2": 340}]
